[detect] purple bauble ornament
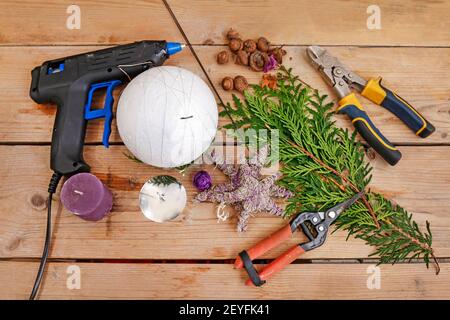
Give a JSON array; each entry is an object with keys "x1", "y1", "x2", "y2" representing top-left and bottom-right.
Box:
[{"x1": 193, "y1": 170, "x2": 212, "y2": 191}]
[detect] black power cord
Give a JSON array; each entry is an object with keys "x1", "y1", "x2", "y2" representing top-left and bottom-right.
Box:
[{"x1": 29, "y1": 172, "x2": 62, "y2": 300}]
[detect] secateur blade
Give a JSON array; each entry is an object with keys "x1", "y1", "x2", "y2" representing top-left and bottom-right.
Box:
[
  {"x1": 299, "y1": 191, "x2": 365, "y2": 251},
  {"x1": 326, "y1": 191, "x2": 365, "y2": 221}
]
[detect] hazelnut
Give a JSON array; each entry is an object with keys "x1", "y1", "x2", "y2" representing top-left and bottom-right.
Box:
[
  {"x1": 243, "y1": 39, "x2": 257, "y2": 53},
  {"x1": 203, "y1": 38, "x2": 214, "y2": 45},
  {"x1": 234, "y1": 76, "x2": 249, "y2": 93},
  {"x1": 235, "y1": 50, "x2": 249, "y2": 66},
  {"x1": 221, "y1": 77, "x2": 234, "y2": 91},
  {"x1": 249, "y1": 51, "x2": 268, "y2": 72},
  {"x1": 229, "y1": 38, "x2": 243, "y2": 52},
  {"x1": 257, "y1": 37, "x2": 270, "y2": 52},
  {"x1": 217, "y1": 50, "x2": 229, "y2": 64},
  {"x1": 226, "y1": 28, "x2": 241, "y2": 40},
  {"x1": 268, "y1": 47, "x2": 287, "y2": 64}
]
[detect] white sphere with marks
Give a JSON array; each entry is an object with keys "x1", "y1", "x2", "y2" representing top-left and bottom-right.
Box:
[{"x1": 117, "y1": 66, "x2": 218, "y2": 168}]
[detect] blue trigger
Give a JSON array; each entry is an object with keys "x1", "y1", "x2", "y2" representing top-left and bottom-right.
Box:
[{"x1": 84, "y1": 80, "x2": 122, "y2": 148}]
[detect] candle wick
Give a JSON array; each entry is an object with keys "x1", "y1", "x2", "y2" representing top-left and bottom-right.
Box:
[
  {"x1": 157, "y1": 192, "x2": 166, "y2": 202},
  {"x1": 74, "y1": 190, "x2": 84, "y2": 195}
]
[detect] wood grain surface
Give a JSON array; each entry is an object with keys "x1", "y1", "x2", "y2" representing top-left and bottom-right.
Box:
[
  {"x1": 0, "y1": 145, "x2": 448, "y2": 260},
  {"x1": 1, "y1": 261, "x2": 449, "y2": 299},
  {"x1": 3, "y1": 0, "x2": 447, "y2": 46},
  {"x1": 0, "y1": 46, "x2": 448, "y2": 143},
  {"x1": 0, "y1": 0, "x2": 183, "y2": 45},
  {"x1": 167, "y1": 0, "x2": 450, "y2": 46},
  {"x1": 0, "y1": 0, "x2": 449, "y2": 299}
]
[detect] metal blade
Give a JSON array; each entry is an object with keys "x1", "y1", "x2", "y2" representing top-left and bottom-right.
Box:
[
  {"x1": 306, "y1": 46, "x2": 367, "y2": 98},
  {"x1": 306, "y1": 46, "x2": 340, "y2": 70},
  {"x1": 326, "y1": 191, "x2": 365, "y2": 220},
  {"x1": 306, "y1": 46, "x2": 343, "y2": 92}
]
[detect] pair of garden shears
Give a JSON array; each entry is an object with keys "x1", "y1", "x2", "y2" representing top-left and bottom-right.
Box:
[
  {"x1": 306, "y1": 45, "x2": 435, "y2": 166},
  {"x1": 235, "y1": 191, "x2": 364, "y2": 286}
]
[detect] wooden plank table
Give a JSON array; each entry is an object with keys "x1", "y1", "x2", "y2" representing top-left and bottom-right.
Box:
[{"x1": 0, "y1": 0, "x2": 449, "y2": 299}]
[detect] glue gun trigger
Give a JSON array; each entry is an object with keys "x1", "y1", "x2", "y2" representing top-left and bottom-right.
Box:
[{"x1": 84, "y1": 80, "x2": 122, "y2": 148}]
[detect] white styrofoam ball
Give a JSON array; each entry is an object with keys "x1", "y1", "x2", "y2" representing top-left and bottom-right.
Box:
[{"x1": 117, "y1": 66, "x2": 218, "y2": 168}]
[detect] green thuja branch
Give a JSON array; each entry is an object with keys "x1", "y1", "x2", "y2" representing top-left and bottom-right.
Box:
[
  {"x1": 220, "y1": 66, "x2": 439, "y2": 273},
  {"x1": 123, "y1": 152, "x2": 143, "y2": 164},
  {"x1": 150, "y1": 175, "x2": 181, "y2": 187}
]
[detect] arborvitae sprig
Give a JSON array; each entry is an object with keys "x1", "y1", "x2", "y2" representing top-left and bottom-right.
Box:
[{"x1": 220, "y1": 66, "x2": 438, "y2": 272}]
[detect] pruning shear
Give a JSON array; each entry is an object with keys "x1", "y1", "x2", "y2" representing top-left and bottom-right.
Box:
[
  {"x1": 235, "y1": 191, "x2": 364, "y2": 286},
  {"x1": 306, "y1": 46, "x2": 435, "y2": 166}
]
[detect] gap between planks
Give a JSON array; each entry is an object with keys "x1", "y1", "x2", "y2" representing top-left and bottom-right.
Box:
[
  {"x1": 2, "y1": 141, "x2": 450, "y2": 147},
  {"x1": 1, "y1": 44, "x2": 449, "y2": 48},
  {"x1": 1, "y1": 257, "x2": 449, "y2": 265}
]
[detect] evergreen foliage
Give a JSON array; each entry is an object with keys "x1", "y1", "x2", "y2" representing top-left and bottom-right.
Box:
[{"x1": 220, "y1": 66, "x2": 437, "y2": 271}]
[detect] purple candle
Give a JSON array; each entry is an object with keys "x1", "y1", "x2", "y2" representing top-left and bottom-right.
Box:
[{"x1": 60, "y1": 173, "x2": 113, "y2": 221}]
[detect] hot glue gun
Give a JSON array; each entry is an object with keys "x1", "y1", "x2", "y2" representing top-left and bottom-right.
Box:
[
  {"x1": 27, "y1": 40, "x2": 184, "y2": 300},
  {"x1": 30, "y1": 40, "x2": 184, "y2": 176}
]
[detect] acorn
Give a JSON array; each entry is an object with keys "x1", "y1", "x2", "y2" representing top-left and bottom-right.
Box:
[
  {"x1": 257, "y1": 37, "x2": 270, "y2": 52},
  {"x1": 249, "y1": 51, "x2": 268, "y2": 72},
  {"x1": 243, "y1": 39, "x2": 257, "y2": 54},
  {"x1": 217, "y1": 50, "x2": 229, "y2": 64},
  {"x1": 235, "y1": 50, "x2": 249, "y2": 66},
  {"x1": 229, "y1": 38, "x2": 243, "y2": 52},
  {"x1": 221, "y1": 77, "x2": 234, "y2": 91},
  {"x1": 234, "y1": 76, "x2": 249, "y2": 93},
  {"x1": 226, "y1": 28, "x2": 241, "y2": 40}
]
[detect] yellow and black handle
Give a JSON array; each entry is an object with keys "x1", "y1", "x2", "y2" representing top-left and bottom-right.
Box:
[
  {"x1": 361, "y1": 77, "x2": 435, "y2": 138},
  {"x1": 338, "y1": 93, "x2": 402, "y2": 165}
]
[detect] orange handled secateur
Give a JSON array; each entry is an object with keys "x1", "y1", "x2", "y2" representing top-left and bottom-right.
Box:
[{"x1": 235, "y1": 191, "x2": 364, "y2": 286}]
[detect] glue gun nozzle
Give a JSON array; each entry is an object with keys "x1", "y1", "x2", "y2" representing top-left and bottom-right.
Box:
[{"x1": 166, "y1": 42, "x2": 184, "y2": 56}]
